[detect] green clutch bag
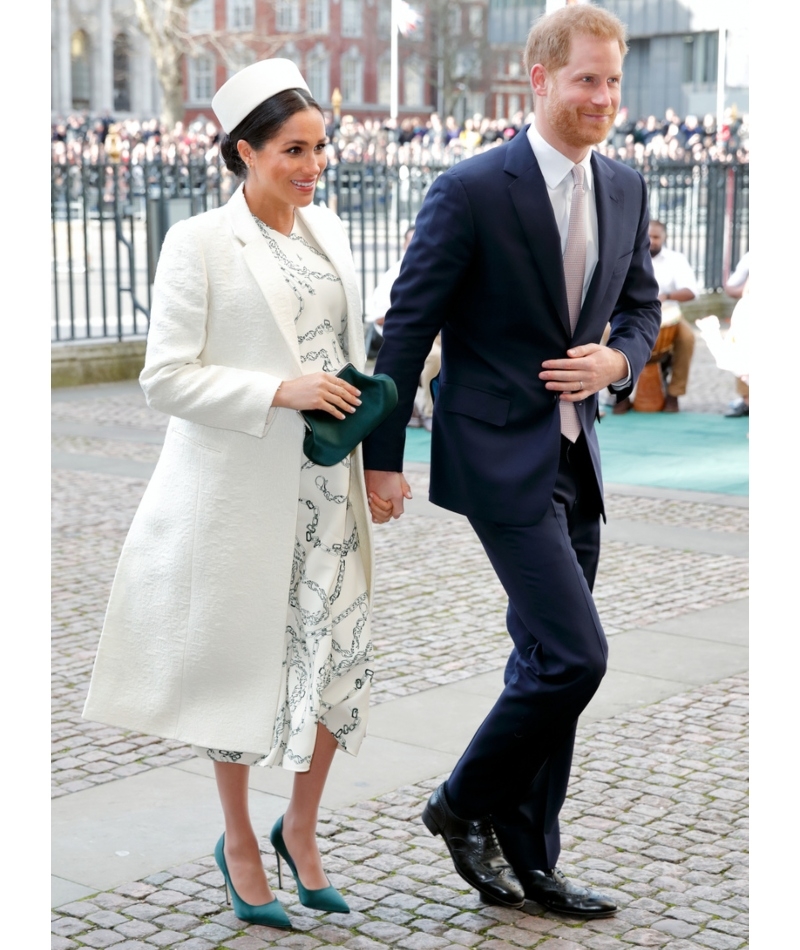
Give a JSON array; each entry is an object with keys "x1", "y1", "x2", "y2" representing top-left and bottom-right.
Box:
[{"x1": 301, "y1": 363, "x2": 398, "y2": 466}]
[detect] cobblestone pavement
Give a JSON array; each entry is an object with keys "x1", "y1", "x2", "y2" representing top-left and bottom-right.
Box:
[
  {"x1": 52, "y1": 673, "x2": 748, "y2": 950},
  {"x1": 52, "y1": 329, "x2": 748, "y2": 947},
  {"x1": 51, "y1": 464, "x2": 748, "y2": 793}
]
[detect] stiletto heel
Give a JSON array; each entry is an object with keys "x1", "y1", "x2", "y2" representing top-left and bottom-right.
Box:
[
  {"x1": 276, "y1": 851, "x2": 284, "y2": 889},
  {"x1": 269, "y1": 816, "x2": 350, "y2": 913},
  {"x1": 214, "y1": 834, "x2": 292, "y2": 929}
]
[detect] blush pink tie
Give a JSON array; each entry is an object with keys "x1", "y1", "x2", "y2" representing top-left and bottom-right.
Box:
[{"x1": 560, "y1": 164, "x2": 586, "y2": 442}]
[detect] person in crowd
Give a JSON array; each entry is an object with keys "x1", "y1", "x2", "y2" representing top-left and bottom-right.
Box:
[
  {"x1": 82, "y1": 58, "x2": 390, "y2": 930},
  {"x1": 614, "y1": 219, "x2": 699, "y2": 414},
  {"x1": 51, "y1": 104, "x2": 749, "y2": 168},
  {"x1": 362, "y1": 3, "x2": 659, "y2": 919}
]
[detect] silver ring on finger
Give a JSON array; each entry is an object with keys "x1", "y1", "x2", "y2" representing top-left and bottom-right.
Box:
[{"x1": 578, "y1": 381, "x2": 583, "y2": 390}]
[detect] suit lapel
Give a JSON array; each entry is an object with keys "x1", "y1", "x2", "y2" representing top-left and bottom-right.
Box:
[
  {"x1": 577, "y1": 154, "x2": 624, "y2": 335},
  {"x1": 226, "y1": 184, "x2": 303, "y2": 369},
  {"x1": 505, "y1": 132, "x2": 571, "y2": 337}
]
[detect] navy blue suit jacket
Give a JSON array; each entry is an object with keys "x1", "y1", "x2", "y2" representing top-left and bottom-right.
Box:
[{"x1": 362, "y1": 128, "x2": 661, "y2": 525}]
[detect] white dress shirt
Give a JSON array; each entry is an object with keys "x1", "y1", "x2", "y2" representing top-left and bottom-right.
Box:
[
  {"x1": 526, "y1": 122, "x2": 630, "y2": 388},
  {"x1": 650, "y1": 247, "x2": 699, "y2": 298}
]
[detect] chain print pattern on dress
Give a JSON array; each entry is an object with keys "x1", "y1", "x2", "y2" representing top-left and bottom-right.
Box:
[
  {"x1": 199, "y1": 215, "x2": 371, "y2": 771},
  {"x1": 252, "y1": 215, "x2": 341, "y2": 323}
]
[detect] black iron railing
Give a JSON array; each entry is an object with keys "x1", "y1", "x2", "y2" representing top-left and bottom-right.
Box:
[{"x1": 51, "y1": 158, "x2": 749, "y2": 343}]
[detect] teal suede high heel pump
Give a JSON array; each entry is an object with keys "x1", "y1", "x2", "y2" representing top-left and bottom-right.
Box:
[
  {"x1": 270, "y1": 816, "x2": 350, "y2": 913},
  {"x1": 214, "y1": 834, "x2": 292, "y2": 929}
]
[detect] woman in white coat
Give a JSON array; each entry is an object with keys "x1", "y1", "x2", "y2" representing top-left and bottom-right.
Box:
[{"x1": 83, "y1": 60, "x2": 396, "y2": 929}]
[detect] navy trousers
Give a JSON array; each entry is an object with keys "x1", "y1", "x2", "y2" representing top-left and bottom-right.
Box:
[{"x1": 445, "y1": 433, "x2": 607, "y2": 871}]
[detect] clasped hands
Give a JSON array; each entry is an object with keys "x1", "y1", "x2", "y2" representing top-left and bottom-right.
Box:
[{"x1": 365, "y1": 345, "x2": 627, "y2": 525}]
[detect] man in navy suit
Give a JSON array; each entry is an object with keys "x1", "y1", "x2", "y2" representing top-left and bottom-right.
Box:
[{"x1": 363, "y1": 3, "x2": 660, "y2": 918}]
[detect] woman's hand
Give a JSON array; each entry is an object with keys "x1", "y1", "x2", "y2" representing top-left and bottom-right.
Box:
[
  {"x1": 368, "y1": 491, "x2": 395, "y2": 524},
  {"x1": 365, "y1": 471, "x2": 412, "y2": 523},
  {"x1": 273, "y1": 373, "x2": 362, "y2": 419}
]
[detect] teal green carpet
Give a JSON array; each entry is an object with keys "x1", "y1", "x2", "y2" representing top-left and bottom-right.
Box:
[{"x1": 403, "y1": 412, "x2": 749, "y2": 496}]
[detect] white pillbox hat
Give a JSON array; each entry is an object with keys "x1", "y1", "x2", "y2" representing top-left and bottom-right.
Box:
[{"x1": 212, "y1": 59, "x2": 312, "y2": 134}]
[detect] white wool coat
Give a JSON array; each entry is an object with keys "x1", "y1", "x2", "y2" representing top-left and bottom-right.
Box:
[{"x1": 82, "y1": 185, "x2": 374, "y2": 754}]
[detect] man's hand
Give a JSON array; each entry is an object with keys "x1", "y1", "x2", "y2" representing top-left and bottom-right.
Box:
[
  {"x1": 365, "y1": 470, "x2": 412, "y2": 523},
  {"x1": 540, "y1": 344, "x2": 628, "y2": 403}
]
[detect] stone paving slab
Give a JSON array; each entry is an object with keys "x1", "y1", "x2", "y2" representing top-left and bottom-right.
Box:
[{"x1": 52, "y1": 673, "x2": 748, "y2": 949}]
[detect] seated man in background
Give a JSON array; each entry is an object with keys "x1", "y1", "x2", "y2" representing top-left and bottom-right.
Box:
[{"x1": 614, "y1": 219, "x2": 699, "y2": 414}]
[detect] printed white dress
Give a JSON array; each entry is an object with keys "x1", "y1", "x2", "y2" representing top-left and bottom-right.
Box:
[{"x1": 195, "y1": 214, "x2": 373, "y2": 770}]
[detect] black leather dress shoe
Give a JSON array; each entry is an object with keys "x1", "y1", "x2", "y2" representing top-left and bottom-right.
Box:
[
  {"x1": 421, "y1": 785, "x2": 524, "y2": 908},
  {"x1": 481, "y1": 867, "x2": 617, "y2": 918}
]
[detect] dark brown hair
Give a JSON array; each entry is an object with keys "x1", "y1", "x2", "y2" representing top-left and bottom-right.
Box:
[{"x1": 220, "y1": 88, "x2": 323, "y2": 177}]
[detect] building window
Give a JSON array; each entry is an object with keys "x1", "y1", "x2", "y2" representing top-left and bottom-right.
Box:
[
  {"x1": 189, "y1": 53, "x2": 216, "y2": 102},
  {"x1": 276, "y1": 0, "x2": 300, "y2": 32},
  {"x1": 403, "y1": 56, "x2": 425, "y2": 107},
  {"x1": 307, "y1": 0, "x2": 329, "y2": 33},
  {"x1": 227, "y1": 0, "x2": 255, "y2": 31},
  {"x1": 469, "y1": 6, "x2": 483, "y2": 36},
  {"x1": 113, "y1": 33, "x2": 131, "y2": 112},
  {"x1": 488, "y1": 0, "x2": 543, "y2": 46},
  {"x1": 454, "y1": 47, "x2": 480, "y2": 79},
  {"x1": 71, "y1": 30, "x2": 91, "y2": 109},
  {"x1": 306, "y1": 44, "x2": 330, "y2": 102},
  {"x1": 341, "y1": 49, "x2": 364, "y2": 103},
  {"x1": 448, "y1": 5, "x2": 462, "y2": 35},
  {"x1": 227, "y1": 44, "x2": 256, "y2": 78},
  {"x1": 188, "y1": 0, "x2": 214, "y2": 33},
  {"x1": 683, "y1": 31, "x2": 719, "y2": 84},
  {"x1": 342, "y1": 0, "x2": 363, "y2": 37}
]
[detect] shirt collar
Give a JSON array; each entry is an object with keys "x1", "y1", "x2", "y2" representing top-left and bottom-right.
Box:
[{"x1": 527, "y1": 121, "x2": 594, "y2": 192}]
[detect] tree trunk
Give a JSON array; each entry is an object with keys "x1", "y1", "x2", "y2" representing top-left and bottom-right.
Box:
[{"x1": 134, "y1": 0, "x2": 194, "y2": 128}]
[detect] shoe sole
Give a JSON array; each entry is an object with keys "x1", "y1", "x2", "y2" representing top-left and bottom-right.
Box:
[
  {"x1": 421, "y1": 805, "x2": 525, "y2": 909},
  {"x1": 480, "y1": 892, "x2": 617, "y2": 918}
]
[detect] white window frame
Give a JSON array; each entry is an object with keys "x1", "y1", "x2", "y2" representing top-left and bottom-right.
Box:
[
  {"x1": 341, "y1": 0, "x2": 363, "y2": 38},
  {"x1": 306, "y1": 44, "x2": 330, "y2": 103},
  {"x1": 307, "y1": 0, "x2": 329, "y2": 34},
  {"x1": 187, "y1": 0, "x2": 214, "y2": 33},
  {"x1": 276, "y1": 0, "x2": 300, "y2": 32},
  {"x1": 377, "y1": 53, "x2": 392, "y2": 106},
  {"x1": 403, "y1": 55, "x2": 425, "y2": 107},
  {"x1": 341, "y1": 49, "x2": 364, "y2": 104},
  {"x1": 188, "y1": 52, "x2": 215, "y2": 102},
  {"x1": 227, "y1": 0, "x2": 255, "y2": 32},
  {"x1": 469, "y1": 5, "x2": 483, "y2": 37}
]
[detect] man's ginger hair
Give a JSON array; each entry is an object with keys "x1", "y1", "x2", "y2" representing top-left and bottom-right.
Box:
[{"x1": 523, "y1": 3, "x2": 629, "y2": 76}]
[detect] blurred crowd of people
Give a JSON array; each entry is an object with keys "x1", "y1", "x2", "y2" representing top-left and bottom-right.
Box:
[{"x1": 52, "y1": 104, "x2": 748, "y2": 168}]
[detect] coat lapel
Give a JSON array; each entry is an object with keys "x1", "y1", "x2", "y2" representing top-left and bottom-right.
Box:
[
  {"x1": 577, "y1": 154, "x2": 624, "y2": 336},
  {"x1": 504, "y1": 131, "x2": 571, "y2": 337},
  {"x1": 225, "y1": 184, "x2": 303, "y2": 369}
]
